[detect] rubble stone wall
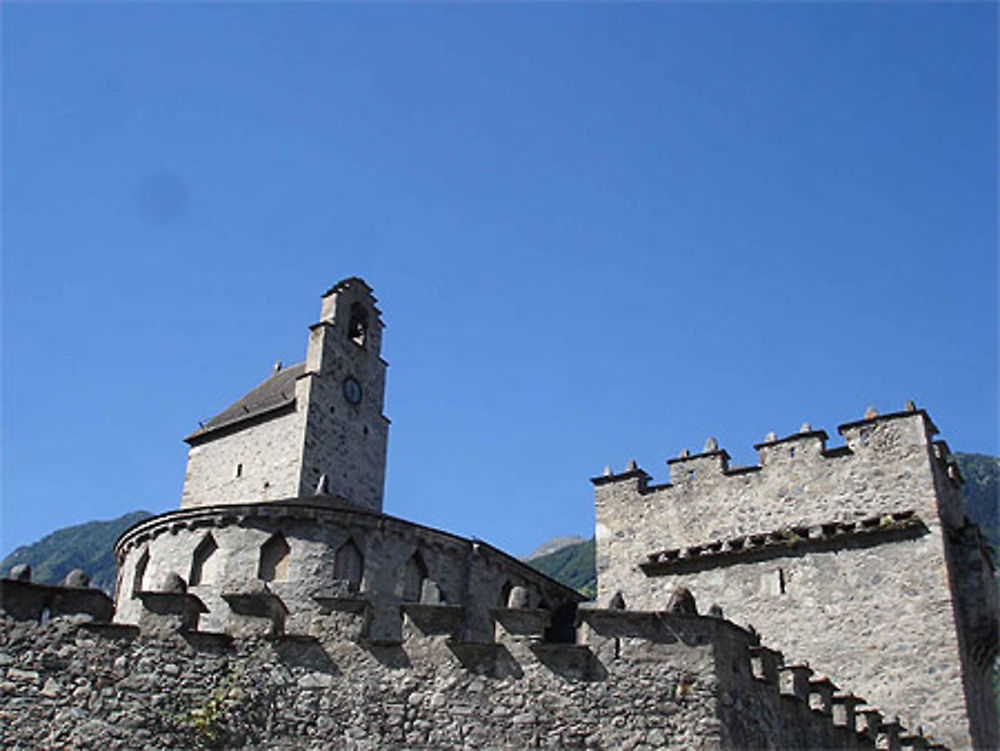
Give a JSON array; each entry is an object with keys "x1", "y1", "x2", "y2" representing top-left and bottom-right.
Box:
[{"x1": 0, "y1": 609, "x2": 879, "y2": 751}]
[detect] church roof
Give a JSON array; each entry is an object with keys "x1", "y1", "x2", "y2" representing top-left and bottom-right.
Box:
[{"x1": 184, "y1": 361, "x2": 306, "y2": 444}]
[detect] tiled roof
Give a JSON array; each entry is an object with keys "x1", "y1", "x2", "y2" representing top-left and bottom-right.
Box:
[{"x1": 184, "y1": 362, "x2": 306, "y2": 443}]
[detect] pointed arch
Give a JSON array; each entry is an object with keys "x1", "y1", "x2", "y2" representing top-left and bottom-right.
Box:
[
  {"x1": 189, "y1": 533, "x2": 219, "y2": 587},
  {"x1": 348, "y1": 302, "x2": 368, "y2": 347},
  {"x1": 258, "y1": 533, "x2": 291, "y2": 582},
  {"x1": 334, "y1": 538, "x2": 364, "y2": 588},
  {"x1": 498, "y1": 581, "x2": 513, "y2": 608},
  {"x1": 398, "y1": 551, "x2": 428, "y2": 603},
  {"x1": 132, "y1": 548, "x2": 150, "y2": 597}
]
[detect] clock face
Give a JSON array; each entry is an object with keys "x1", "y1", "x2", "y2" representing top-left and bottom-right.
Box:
[{"x1": 342, "y1": 376, "x2": 363, "y2": 405}]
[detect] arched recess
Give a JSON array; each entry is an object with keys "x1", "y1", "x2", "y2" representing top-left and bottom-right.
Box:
[
  {"x1": 398, "y1": 551, "x2": 428, "y2": 602},
  {"x1": 334, "y1": 538, "x2": 364, "y2": 588},
  {"x1": 348, "y1": 302, "x2": 368, "y2": 347},
  {"x1": 258, "y1": 533, "x2": 291, "y2": 583},
  {"x1": 189, "y1": 533, "x2": 219, "y2": 587},
  {"x1": 498, "y1": 581, "x2": 513, "y2": 608},
  {"x1": 132, "y1": 548, "x2": 150, "y2": 597}
]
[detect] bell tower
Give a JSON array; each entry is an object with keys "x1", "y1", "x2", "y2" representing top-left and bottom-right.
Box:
[{"x1": 298, "y1": 277, "x2": 389, "y2": 512}]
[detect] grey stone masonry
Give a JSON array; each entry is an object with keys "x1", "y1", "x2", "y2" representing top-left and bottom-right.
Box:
[
  {"x1": 1, "y1": 577, "x2": 933, "y2": 750},
  {"x1": 113, "y1": 500, "x2": 584, "y2": 644},
  {"x1": 14, "y1": 278, "x2": 983, "y2": 751},
  {"x1": 181, "y1": 277, "x2": 390, "y2": 513},
  {"x1": 593, "y1": 406, "x2": 998, "y2": 750}
]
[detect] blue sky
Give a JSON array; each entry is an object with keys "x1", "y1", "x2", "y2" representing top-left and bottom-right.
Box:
[{"x1": 2, "y1": 3, "x2": 997, "y2": 558}]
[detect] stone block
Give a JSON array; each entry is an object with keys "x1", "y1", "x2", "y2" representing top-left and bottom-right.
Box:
[
  {"x1": 779, "y1": 663, "x2": 813, "y2": 702},
  {"x1": 403, "y1": 603, "x2": 464, "y2": 637},
  {"x1": 137, "y1": 591, "x2": 208, "y2": 636},
  {"x1": 857, "y1": 708, "x2": 883, "y2": 742},
  {"x1": 748, "y1": 645, "x2": 782, "y2": 687},
  {"x1": 831, "y1": 693, "x2": 865, "y2": 732},
  {"x1": 0, "y1": 579, "x2": 50, "y2": 621},
  {"x1": 222, "y1": 585, "x2": 288, "y2": 637},
  {"x1": 808, "y1": 676, "x2": 837, "y2": 715},
  {"x1": 490, "y1": 607, "x2": 550, "y2": 639}
]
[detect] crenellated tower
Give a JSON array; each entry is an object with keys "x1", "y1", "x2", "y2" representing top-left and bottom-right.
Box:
[{"x1": 592, "y1": 404, "x2": 998, "y2": 750}]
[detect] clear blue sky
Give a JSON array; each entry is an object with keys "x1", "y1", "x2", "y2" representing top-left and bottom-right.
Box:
[{"x1": 2, "y1": 3, "x2": 997, "y2": 558}]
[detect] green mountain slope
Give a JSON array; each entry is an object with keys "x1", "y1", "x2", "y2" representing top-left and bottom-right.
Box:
[
  {"x1": 530, "y1": 453, "x2": 999, "y2": 600},
  {"x1": 527, "y1": 537, "x2": 596, "y2": 599},
  {"x1": 1, "y1": 511, "x2": 152, "y2": 593}
]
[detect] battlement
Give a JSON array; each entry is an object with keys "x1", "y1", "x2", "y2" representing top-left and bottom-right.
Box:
[
  {"x1": 593, "y1": 405, "x2": 952, "y2": 494},
  {"x1": 593, "y1": 404, "x2": 966, "y2": 551},
  {"x1": 0, "y1": 573, "x2": 948, "y2": 750},
  {"x1": 0, "y1": 570, "x2": 113, "y2": 623},
  {"x1": 592, "y1": 403, "x2": 996, "y2": 749}
]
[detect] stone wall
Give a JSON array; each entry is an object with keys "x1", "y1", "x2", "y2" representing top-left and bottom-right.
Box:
[
  {"x1": 593, "y1": 408, "x2": 998, "y2": 750},
  {"x1": 113, "y1": 502, "x2": 582, "y2": 643},
  {"x1": 1, "y1": 597, "x2": 914, "y2": 750},
  {"x1": 181, "y1": 400, "x2": 306, "y2": 509},
  {"x1": 298, "y1": 323, "x2": 389, "y2": 512}
]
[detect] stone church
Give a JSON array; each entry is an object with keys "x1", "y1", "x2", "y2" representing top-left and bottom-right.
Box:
[{"x1": 0, "y1": 277, "x2": 996, "y2": 750}]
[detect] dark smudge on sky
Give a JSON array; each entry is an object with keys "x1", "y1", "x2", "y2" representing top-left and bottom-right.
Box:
[{"x1": 136, "y1": 171, "x2": 190, "y2": 226}]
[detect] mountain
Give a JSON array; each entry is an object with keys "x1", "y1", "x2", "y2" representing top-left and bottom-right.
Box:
[
  {"x1": 527, "y1": 537, "x2": 596, "y2": 599},
  {"x1": 524, "y1": 536, "x2": 585, "y2": 561},
  {"x1": 0, "y1": 511, "x2": 152, "y2": 593},
  {"x1": 529, "y1": 453, "x2": 999, "y2": 600}
]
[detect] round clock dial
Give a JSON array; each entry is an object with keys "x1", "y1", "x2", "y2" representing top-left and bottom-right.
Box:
[{"x1": 342, "y1": 376, "x2": 363, "y2": 405}]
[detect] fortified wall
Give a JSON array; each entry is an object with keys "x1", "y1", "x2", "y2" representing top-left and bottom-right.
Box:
[
  {"x1": 593, "y1": 406, "x2": 999, "y2": 750},
  {"x1": 0, "y1": 277, "x2": 993, "y2": 749},
  {"x1": 0, "y1": 569, "x2": 940, "y2": 750}
]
